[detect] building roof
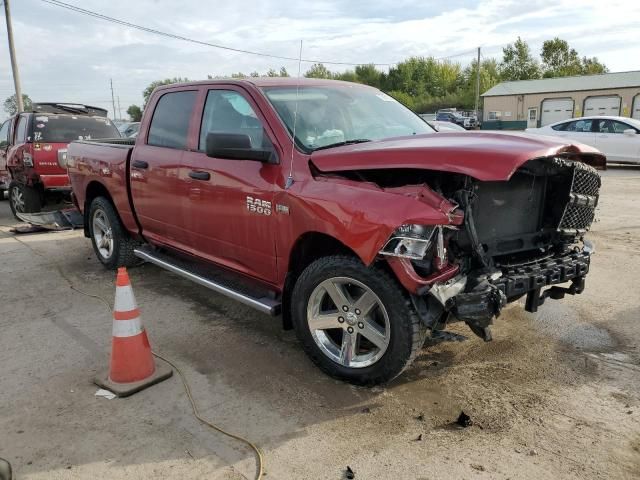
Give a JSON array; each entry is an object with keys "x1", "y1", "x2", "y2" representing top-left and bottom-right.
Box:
[{"x1": 482, "y1": 70, "x2": 640, "y2": 97}]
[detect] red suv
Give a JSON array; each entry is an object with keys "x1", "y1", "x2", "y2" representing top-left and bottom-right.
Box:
[{"x1": 0, "y1": 103, "x2": 120, "y2": 219}]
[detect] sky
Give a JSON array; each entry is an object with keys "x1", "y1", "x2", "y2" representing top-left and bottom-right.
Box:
[{"x1": 1, "y1": 0, "x2": 639, "y2": 121}]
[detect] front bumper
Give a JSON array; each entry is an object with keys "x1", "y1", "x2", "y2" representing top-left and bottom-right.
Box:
[
  {"x1": 451, "y1": 249, "x2": 592, "y2": 339},
  {"x1": 394, "y1": 246, "x2": 593, "y2": 341},
  {"x1": 492, "y1": 250, "x2": 590, "y2": 303}
]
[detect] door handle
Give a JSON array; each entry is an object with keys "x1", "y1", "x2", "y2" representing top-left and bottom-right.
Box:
[
  {"x1": 189, "y1": 170, "x2": 210, "y2": 181},
  {"x1": 132, "y1": 160, "x2": 148, "y2": 169}
]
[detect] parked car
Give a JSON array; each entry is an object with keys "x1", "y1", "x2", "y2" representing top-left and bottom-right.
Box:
[
  {"x1": 67, "y1": 78, "x2": 604, "y2": 385},
  {"x1": 2, "y1": 103, "x2": 120, "y2": 218},
  {"x1": 118, "y1": 122, "x2": 141, "y2": 137},
  {"x1": 436, "y1": 111, "x2": 471, "y2": 129},
  {"x1": 526, "y1": 116, "x2": 640, "y2": 164},
  {"x1": 427, "y1": 120, "x2": 467, "y2": 132}
]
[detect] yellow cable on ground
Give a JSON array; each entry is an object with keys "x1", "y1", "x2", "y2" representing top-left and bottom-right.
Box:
[
  {"x1": 152, "y1": 351, "x2": 264, "y2": 480},
  {"x1": 6, "y1": 234, "x2": 264, "y2": 480}
]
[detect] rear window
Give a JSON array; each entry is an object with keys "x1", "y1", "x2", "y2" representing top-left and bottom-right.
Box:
[
  {"x1": 32, "y1": 115, "x2": 120, "y2": 143},
  {"x1": 148, "y1": 91, "x2": 197, "y2": 149}
]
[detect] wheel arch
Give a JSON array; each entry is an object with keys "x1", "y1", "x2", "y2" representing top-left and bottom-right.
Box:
[
  {"x1": 281, "y1": 231, "x2": 361, "y2": 330},
  {"x1": 84, "y1": 181, "x2": 117, "y2": 238}
]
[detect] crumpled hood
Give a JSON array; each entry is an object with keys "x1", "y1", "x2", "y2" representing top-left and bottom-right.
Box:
[{"x1": 310, "y1": 131, "x2": 605, "y2": 181}]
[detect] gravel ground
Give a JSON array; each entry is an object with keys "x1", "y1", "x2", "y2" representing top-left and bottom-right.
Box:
[{"x1": 1, "y1": 166, "x2": 639, "y2": 480}]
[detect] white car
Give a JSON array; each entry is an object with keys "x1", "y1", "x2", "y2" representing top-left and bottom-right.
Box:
[
  {"x1": 427, "y1": 120, "x2": 467, "y2": 132},
  {"x1": 526, "y1": 116, "x2": 640, "y2": 164}
]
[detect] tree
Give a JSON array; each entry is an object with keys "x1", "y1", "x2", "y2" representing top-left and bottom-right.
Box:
[
  {"x1": 126, "y1": 105, "x2": 142, "y2": 122},
  {"x1": 499, "y1": 37, "x2": 541, "y2": 81},
  {"x1": 3, "y1": 93, "x2": 33, "y2": 115},
  {"x1": 540, "y1": 38, "x2": 608, "y2": 77},
  {"x1": 142, "y1": 77, "x2": 189, "y2": 107},
  {"x1": 581, "y1": 56, "x2": 608, "y2": 75},
  {"x1": 541, "y1": 38, "x2": 583, "y2": 77},
  {"x1": 304, "y1": 63, "x2": 334, "y2": 79},
  {"x1": 266, "y1": 66, "x2": 290, "y2": 77}
]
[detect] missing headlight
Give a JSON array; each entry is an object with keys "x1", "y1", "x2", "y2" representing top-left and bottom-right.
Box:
[{"x1": 379, "y1": 224, "x2": 436, "y2": 260}]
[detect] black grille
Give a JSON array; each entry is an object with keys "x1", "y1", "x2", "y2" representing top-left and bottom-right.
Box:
[
  {"x1": 559, "y1": 204, "x2": 596, "y2": 231},
  {"x1": 572, "y1": 168, "x2": 600, "y2": 196},
  {"x1": 558, "y1": 164, "x2": 600, "y2": 234}
]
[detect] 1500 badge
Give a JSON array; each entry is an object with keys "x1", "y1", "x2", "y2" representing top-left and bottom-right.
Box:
[{"x1": 246, "y1": 196, "x2": 271, "y2": 216}]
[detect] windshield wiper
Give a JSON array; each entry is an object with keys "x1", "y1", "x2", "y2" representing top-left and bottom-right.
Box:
[{"x1": 312, "y1": 139, "x2": 372, "y2": 152}]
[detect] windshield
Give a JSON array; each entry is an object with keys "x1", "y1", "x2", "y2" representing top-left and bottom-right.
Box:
[
  {"x1": 32, "y1": 115, "x2": 120, "y2": 143},
  {"x1": 262, "y1": 85, "x2": 434, "y2": 151}
]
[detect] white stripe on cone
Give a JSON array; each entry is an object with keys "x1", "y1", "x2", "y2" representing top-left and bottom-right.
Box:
[
  {"x1": 113, "y1": 317, "x2": 144, "y2": 338},
  {"x1": 115, "y1": 285, "x2": 137, "y2": 312}
]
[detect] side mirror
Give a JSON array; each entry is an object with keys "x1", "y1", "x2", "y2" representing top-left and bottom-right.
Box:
[
  {"x1": 623, "y1": 128, "x2": 637, "y2": 136},
  {"x1": 206, "y1": 132, "x2": 277, "y2": 164}
]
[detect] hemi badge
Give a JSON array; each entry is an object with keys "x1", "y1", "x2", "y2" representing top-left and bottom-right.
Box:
[{"x1": 276, "y1": 204, "x2": 289, "y2": 215}]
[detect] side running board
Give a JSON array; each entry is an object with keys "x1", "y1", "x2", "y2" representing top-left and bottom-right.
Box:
[{"x1": 134, "y1": 246, "x2": 281, "y2": 316}]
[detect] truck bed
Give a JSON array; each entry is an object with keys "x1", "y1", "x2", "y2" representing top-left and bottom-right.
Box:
[{"x1": 67, "y1": 138, "x2": 138, "y2": 234}]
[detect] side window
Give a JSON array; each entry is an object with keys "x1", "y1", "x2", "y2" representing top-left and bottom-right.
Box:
[
  {"x1": 610, "y1": 120, "x2": 636, "y2": 134},
  {"x1": 551, "y1": 122, "x2": 568, "y2": 131},
  {"x1": 15, "y1": 115, "x2": 28, "y2": 143},
  {"x1": 596, "y1": 120, "x2": 613, "y2": 133},
  {"x1": 147, "y1": 91, "x2": 197, "y2": 149},
  {"x1": 0, "y1": 120, "x2": 9, "y2": 147},
  {"x1": 570, "y1": 119, "x2": 592, "y2": 132},
  {"x1": 199, "y1": 90, "x2": 266, "y2": 151}
]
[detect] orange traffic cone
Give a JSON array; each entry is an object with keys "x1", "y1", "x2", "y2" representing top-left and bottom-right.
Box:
[{"x1": 94, "y1": 267, "x2": 172, "y2": 397}]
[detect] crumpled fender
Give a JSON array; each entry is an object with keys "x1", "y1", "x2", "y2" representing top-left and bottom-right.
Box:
[{"x1": 276, "y1": 176, "x2": 462, "y2": 278}]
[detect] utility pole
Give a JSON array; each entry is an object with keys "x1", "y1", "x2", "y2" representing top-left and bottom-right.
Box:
[
  {"x1": 474, "y1": 46, "x2": 481, "y2": 117},
  {"x1": 117, "y1": 95, "x2": 122, "y2": 120},
  {"x1": 110, "y1": 78, "x2": 116, "y2": 120},
  {"x1": 4, "y1": 0, "x2": 24, "y2": 112}
]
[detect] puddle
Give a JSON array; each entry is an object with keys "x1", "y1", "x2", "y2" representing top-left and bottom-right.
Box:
[{"x1": 530, "y1": 301, "x2": 616, "y2": 350}]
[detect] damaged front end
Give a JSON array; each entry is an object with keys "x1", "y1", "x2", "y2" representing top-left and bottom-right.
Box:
[{"x1": 376, "y1": 156, "x2": 601, "y2": 341}]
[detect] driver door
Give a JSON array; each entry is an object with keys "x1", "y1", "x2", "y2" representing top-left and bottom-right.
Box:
[{"x1": 179, "y1": 87, "x2": 280, "y2": 283}]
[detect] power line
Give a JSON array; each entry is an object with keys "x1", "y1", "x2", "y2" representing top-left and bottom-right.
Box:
[
  {"x1": 39, "y1": 0, "x2": 482, "y2": 68},
  {"x1": 40, "y1": 0, "x2": 396, "y2": 66}
]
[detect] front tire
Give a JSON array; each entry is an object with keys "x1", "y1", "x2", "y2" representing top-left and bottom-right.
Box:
[
  {"x1": 88, "y1": 196, "x2": 140, "y2": 269},
  {"x1": 291, "y1": 255, "x2": 427, "y2": 385},
  {"x1": 9, "y1": 181, "x2": 41, "y2": 220}
]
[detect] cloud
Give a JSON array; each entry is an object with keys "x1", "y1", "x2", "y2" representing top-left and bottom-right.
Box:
[{"x1": 1, "y1": 0, "x2": 639, "y2": 119}]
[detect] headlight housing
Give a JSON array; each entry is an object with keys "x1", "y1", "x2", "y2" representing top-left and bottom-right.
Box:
[{"x1": 379, "y1": 224, "x2": 436, "y2": 260}]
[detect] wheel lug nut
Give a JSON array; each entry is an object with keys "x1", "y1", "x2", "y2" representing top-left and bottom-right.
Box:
[
  {"x1": 355, "y1": 309, "x2": 361, "y2": 315},
  {"x1": 342, "y1": 306, "x2": 349, "y2": 312},
  {"x1": 338, "y1": 316, "x2": 344, "y2": 323},
  {"x1": 347, "y1": 327, "x2": 354, "y2": 334},
  {"x1": 358, "y1": 322, "x2": 364, "y2": 329}
]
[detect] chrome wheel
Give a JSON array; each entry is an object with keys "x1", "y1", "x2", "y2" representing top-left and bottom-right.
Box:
[
  {"x1": 307, "y1": 276, "x2": 391, "y2": 368},
  {"x1": 92, "y1": 209, "x2": 114, "y2": 260},
  {"x1": 10, "y1": 186, "x2": 25, "y2": 213}
]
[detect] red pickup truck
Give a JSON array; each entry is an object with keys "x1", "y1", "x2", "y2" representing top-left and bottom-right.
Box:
[{"x1": 67, "y1": 78, "x2": 604, "y2": 385}]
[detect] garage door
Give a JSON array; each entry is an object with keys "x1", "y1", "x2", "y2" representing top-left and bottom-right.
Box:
[
  {"x1": 584, "y1": 96, "x2": 621, "y2": 116},
  {"x1": 632, "y1": 94, "x2": 640, "y2": 120},
  {"x1": 540, "y1": 98, "x2": 574, "y2": 126}
]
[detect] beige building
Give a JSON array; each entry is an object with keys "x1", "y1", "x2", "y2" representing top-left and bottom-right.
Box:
[{"x1": 481, "y1": 71, "x2": 640, "y2": 130}]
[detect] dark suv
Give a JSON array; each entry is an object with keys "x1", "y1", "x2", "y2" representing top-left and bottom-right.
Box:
[
  {"x1": 1, "y1": 103, "x2": 120, "y2": 218},
  {"x1": 436, "y1": 111, "x2": 471, "y2": 129}
]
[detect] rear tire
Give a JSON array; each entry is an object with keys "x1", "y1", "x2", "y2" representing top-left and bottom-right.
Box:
[
  {"x1": 88, "y1": 196, "x2": 140, "y2": 269},
  {"x1": 9, "y1": 181, "x2": 41, "y2": 220},
  {"x1": 291, "y1": 255, "x2": 427, "y2": 385}
]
